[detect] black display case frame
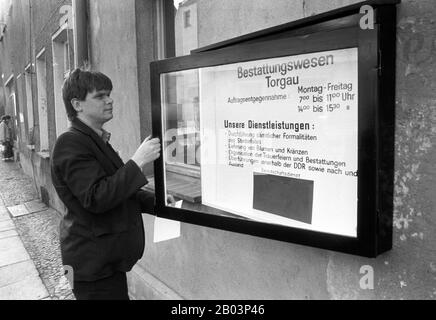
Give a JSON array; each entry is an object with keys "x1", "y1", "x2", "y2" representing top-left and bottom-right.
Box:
[{"x1": 150, "y1": 0, "x2": 399, "y2": 257}]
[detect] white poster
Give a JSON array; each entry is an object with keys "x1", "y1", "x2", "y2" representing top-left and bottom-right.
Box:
[{"x1": 199, "y1": 48, "x2": 358, "y2": 237}]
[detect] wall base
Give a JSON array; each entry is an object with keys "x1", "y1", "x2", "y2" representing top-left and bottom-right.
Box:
[{"x1": 127, "y1": 264, "x2": 183, "y2": 300}]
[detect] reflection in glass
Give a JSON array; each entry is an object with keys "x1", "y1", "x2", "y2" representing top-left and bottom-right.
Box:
[
  {"x1": 160, "y1": 48, "x2": 359, "y2": 238},
  {"x1": 161, "y1": 69, "x2": 246, "y2": 220}
]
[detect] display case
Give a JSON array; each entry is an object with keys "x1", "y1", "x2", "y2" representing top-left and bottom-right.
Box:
[{"x1": 150, "y1": 0, "x2": 399, "y2": 257}]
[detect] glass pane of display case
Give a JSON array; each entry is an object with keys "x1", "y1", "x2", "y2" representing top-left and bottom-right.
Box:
[{"x1": 160, "y1": 48, "x2": 359, "y2": 238}]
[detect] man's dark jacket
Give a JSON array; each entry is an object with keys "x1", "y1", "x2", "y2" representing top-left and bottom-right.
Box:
[{"x1": 51, "y1": 118, "x2": 154, "y2": 282}]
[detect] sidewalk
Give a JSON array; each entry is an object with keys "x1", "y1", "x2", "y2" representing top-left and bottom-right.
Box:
[{"x1": 0, "y1": 159, "x2": 74, "y2": 300}]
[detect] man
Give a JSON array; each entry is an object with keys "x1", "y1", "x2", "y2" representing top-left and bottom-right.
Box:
[
  {"x1": 51, "y1": 68, "x2": 171, "y2": 300},
  {"x1": 0, "y1": 115, "x2": 13, "y2": 161}
]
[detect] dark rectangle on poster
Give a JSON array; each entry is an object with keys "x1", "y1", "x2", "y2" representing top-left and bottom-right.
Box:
[{"x1": 253, "y1": 173, "x2": 314, "y2": 224}]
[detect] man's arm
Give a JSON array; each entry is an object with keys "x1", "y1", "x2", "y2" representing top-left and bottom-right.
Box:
[
  {"x1": 52, "y1": 132, "x2": 147, "y2": 214},
  {"x1": 136, "y1": 189, "x2": 155, "y2": 214},
  {"x1": 136, "y1": 190, "x2": 176, "y2": 214}
]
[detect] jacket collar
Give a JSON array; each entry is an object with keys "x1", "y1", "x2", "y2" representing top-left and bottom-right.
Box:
[
  {"x1": 71, "y1": 118, "x2": 123, "y2": 168},
  {"x1": 71, "y1": 117, "x2": 109, "y2": 139}
]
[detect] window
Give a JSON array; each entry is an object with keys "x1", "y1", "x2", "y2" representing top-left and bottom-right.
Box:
[
  {"x1": 184, "y1": 10, "x2": 191, "y2": 28},
  {"x1": 4, "y1": 75, "x2": 18, "y2": 141},
  {"x1": 52, "y1": 23, "x2": 74, "y2": 137},
  {"x1": 63, "y1": 41, "x2": 71, "y2": 78},
  {"x1": 36, "y1": 48, "x2": 49, "y2": 151},
  {"x1": 16, "y1": 74, "x2": 26, "y2": 145},
  {"x1": 0, "y1": 22, "x2": 6, "y2": 41},
  {"x1": 24, "y1": 63, "x2": 34, "y2": 143}
]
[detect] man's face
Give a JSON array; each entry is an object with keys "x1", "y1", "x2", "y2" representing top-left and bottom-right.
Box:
[{"x1": 79, "y1": 89, "x2": 113, "y2": 125}]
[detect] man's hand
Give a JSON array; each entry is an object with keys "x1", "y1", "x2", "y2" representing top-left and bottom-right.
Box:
[
  {"x1": 167, "y1": 194, "x2": 176, "y2": 207},
  {"x1": 131, "y1": 135, "x2": 161, "y2": 168}
]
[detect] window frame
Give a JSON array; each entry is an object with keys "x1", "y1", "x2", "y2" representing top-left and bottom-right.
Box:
[
  {"x1": 4, "y1": 75, "x2": 18, "y2": 140},
  {"x1": 24, "y1": 63, "x2": 35, "y2": 143},
  {"x1": 36, "y1": 47, "x2": 49, "y2": 153},
  {"x1": 184, "y1": 10, "x2": 191, "y2": 28},
  {"x1": 51, "y1": 22, "x2": 74, "y2": 138}
]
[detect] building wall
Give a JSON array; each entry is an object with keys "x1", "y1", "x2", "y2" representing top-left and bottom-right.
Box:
[
  {"x1": 0, "y1": 0, "x2": 72, "y2": 213},
  {"x1": 88, "y1": 0, "x2": 142, "y2": 163},
  {"x1": 0, "y1": 89, "x2": 5, "y2": 116},
  {"x1": 29, "y1": 0, "x2": 71, "y2": 214},
  {"x1": 129, "y1": 0, "x2": 436, "y2": 300},
  {"x1": 0, "y1": 0, "x2": 31, "y2": 154},
  {"x1": 134, "y1": 0, "x2": 156, "y2": 176}
]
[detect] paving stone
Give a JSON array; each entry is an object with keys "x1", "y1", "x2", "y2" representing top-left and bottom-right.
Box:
[
  {"x1": 0, "y1": 162, "x2": 38, "y2": 207},
  {"x1": 0, "y1": 214, "x2": 12, "y2": 222},
  {"x1": 24, "y1": 200, "x2": 47, "y2": 214},
  {"x1": 0, "y1": 236, "x2": 31, "y2": 267},
  {"x1": 13, "y1": 209, "x2": 74, "y2": 300},
  {"x1": 0, "y1": 161, "x2": 73, "y2": 300},
  {"x1": 0, "y1": 276, "x2": 49, "y2": 300},
  {"x1": 0, "y1": 229, "x2": 18, "y2": 240},
  {"x1": 0, "y1": 206, "x2": 9, "y2": 217},
  {"x1": 7, "y1": 204, "x2": 30, "y2": 217},
  {"x1": 0, "y1": 260, "x2": 39, "y2": 288},
  {"x1": 0, "y1": 219, "x2": 15, "y2": 232}
]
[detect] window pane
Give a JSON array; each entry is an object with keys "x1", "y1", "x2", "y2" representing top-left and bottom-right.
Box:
[{"x1": 36, "y1": 53, "x2": 49, "y2": 151}]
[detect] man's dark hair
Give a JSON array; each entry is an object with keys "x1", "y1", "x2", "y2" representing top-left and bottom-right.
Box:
[
  {"x1": 62, "y1": 68, "x2": 113, "y2": 120},
  {"x1": 1, "y1": 115, "x2": 11, "y2": 121}
]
